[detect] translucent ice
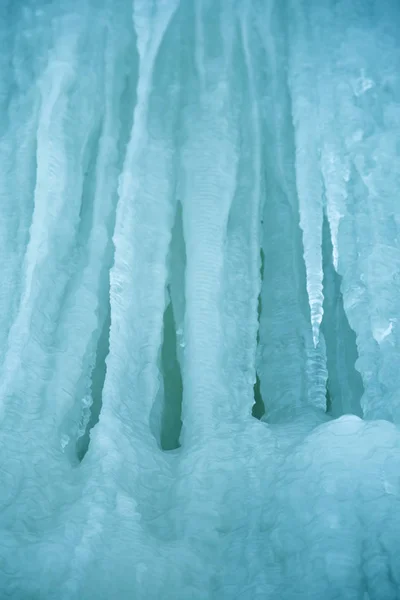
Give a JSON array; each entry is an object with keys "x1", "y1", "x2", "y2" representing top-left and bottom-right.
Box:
[{"x1": 1, "y1": 1, "x2": 400, "y2": 599}]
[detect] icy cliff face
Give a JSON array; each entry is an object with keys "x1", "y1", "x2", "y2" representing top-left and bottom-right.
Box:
[{"x1": 1, "y1": 0, "x2": 400, "y2": 598}]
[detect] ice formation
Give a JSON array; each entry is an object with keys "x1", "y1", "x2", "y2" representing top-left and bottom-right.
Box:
[{"x1": 1, "y1": 0, "x2": 400, "y2": 598}]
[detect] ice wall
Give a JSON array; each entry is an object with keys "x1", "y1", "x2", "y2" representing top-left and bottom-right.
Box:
[{"x1": 1, "y1": 0, "x2": 400, "y2": 598}]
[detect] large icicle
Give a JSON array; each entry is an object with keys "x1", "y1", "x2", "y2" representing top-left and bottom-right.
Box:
[
  {"x1": 219, "y1": 2, "x2": 262, "y2": 423},
  {"x1": 286, "y1": 1, "x2": 325, "y2": 348},
  {"x1": 179, "y1": 0, "x2": 240, "y2": 443}
]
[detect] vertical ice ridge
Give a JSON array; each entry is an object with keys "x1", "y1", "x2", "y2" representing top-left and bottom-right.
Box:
[
  {"x1": 286, "y1": 1, "x2": 329, "y2": 411},
  {"x1": 132, "y1": 0, "x2": 180, "y2": 116},
  {"x1": 287, "y1": 1, "x2": 324, "y2": 349},
  {"x1": 220, "y1": 3, "x2": 262, "y2": 421},
  {"x1": 239, "y1": 0, "x2": 263, "y2": 371},
  {"x1": 180, "y1": 109, "x2": 239, "y2": 441},
  {"x1": 321, "y1": 144, "x2": 347, "y2": 273},
  {"x1": 0, "y1": 16, "x2": 91, "y2": 425},
  {"x1": 177, "y1": 3, "x2": 241, "y2": 442},
  {"x1": 99, "y1": 0, "x2": 180, "y2": 449},
  {"x1": 0, "y1": 5, "x2": 50, "y2": 364}
]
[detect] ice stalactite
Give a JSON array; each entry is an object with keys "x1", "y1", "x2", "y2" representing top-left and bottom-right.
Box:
[
  {"x1": 179, "y1": 1, "x2": 242, "y2": 444},
  {"x1": 220, "y1": 1, "x2": 262, "y2": 425},
  {"x1": 286, "y1": 2, "x2": 325, "y2": 349}
]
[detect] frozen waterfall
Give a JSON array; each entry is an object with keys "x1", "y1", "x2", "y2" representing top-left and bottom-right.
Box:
[{"x1": 1, "y1": 0, "x2": 400, "y2": 598}]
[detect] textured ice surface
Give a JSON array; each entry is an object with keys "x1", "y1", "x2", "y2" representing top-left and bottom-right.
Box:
[{"x1": 1, "y1": 0, "x2": 400, "y2": 598}]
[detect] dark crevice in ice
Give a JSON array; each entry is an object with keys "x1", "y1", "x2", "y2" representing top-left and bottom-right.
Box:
[
  {"x1": 77, "y1": 303, "x2": 111, "y2": 461},
  {"x1": 325, "y1": 380, "x2": 332, "y2": 414},
  {"x1": 159, "y1": 200, "x2": 185, "y2": 451},
  {"x1": 150, "y1": 203, "x2": 185, "y2": 451},
  {"x1": 74, "y1": 122, "x2": 114, "y2": 464},
  {"x1": 58, "y1": 119, "x2": 105, "y2": 464},
  {"x1": 159, "y1": 293, "x2": 183, "y2": 451},
  {"x1": 321, "y1": 214, "x2": 364, "y2": 418},
  {"x1": 76, "y1": 123, "x2": 103, "y2": 246},
  {"x1": 252, "y1": 248, "x2": 266, "y2": 420}
]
